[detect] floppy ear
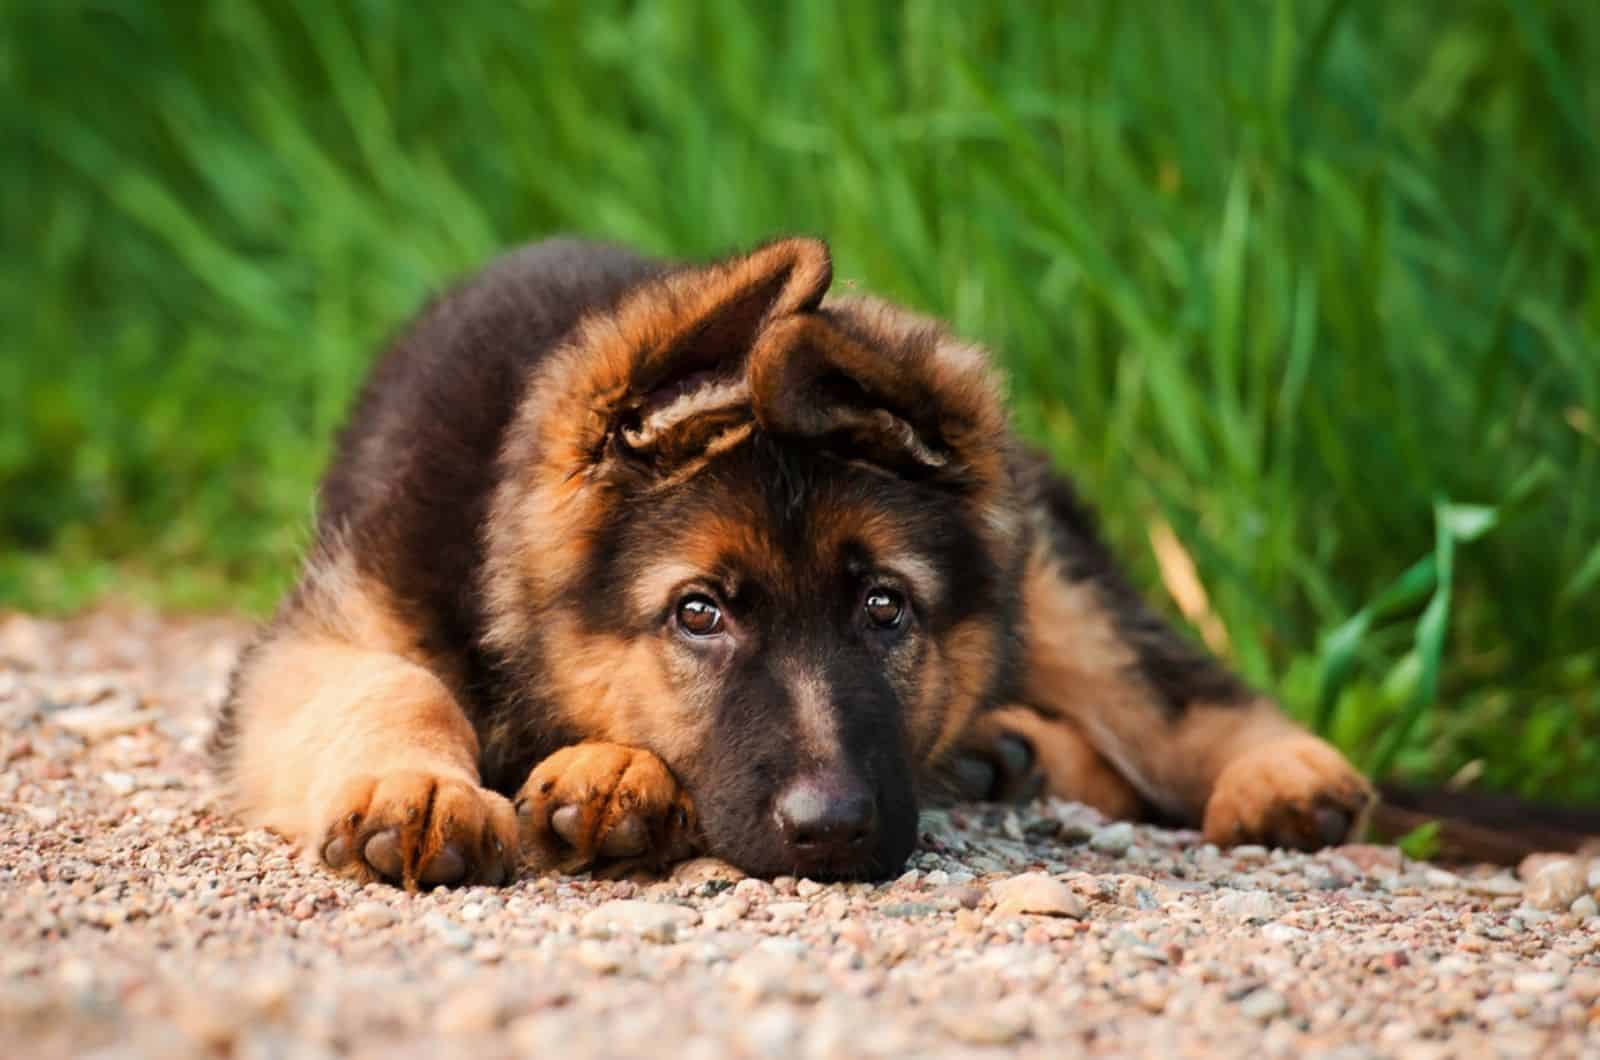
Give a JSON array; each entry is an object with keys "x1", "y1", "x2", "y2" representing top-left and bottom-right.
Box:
[
  {"x1": 523, "y1": 237, "x2": 832, "y2": 484},
  {"x1": 746, "y1": 299, "x2": 1009, "y2": 491},
  {"x1": 582, "y1": 237, "x2": 833, "y2": 478}
]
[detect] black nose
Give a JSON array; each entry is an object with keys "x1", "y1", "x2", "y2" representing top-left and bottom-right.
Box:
[{"x1": 773, "y1": 770, "x2": 878, "y2": 865}]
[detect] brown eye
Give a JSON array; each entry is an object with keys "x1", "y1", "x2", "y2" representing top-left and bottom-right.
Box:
[
  {"x1": 863, "y1": 587, "x2": 906, "y2": 629},
  {"x1": 676, "y1": 594, "x2": 724, "y2": 637}
]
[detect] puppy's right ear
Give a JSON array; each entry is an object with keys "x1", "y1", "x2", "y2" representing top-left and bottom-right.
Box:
[{"x1": 531, "y1": 237, "x2": 832, "y2": 480}]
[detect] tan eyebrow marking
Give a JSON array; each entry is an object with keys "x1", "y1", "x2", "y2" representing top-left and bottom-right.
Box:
[
  {"x1": 879, "y1": 554, "x2": 943, "y2": 608},
  {"x1": 628, "y1": 561, "x2": 703, "y2": 616}
]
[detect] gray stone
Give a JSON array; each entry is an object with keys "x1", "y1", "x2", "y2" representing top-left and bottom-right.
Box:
[{"x1": 1089, "y1": 822, "x2": 1135, "y2": 856}]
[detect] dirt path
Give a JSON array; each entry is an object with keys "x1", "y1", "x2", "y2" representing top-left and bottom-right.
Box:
[{"x1": 2, "y1": 611, "x2": 1598, "y2": 1058}]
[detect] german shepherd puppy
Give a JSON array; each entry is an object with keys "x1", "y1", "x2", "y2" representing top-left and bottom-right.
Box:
[{"x1": 214, "y1": 238, "x2": 1373, "y2": 887}]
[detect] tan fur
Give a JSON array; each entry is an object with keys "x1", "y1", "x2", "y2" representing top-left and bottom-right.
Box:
[
  {"x1": 920, "y1": 618, "x2": 999, "y2": 765},
  {"x1": 627, "y1": 560, "x2": 705, "y2": 618},
  {"x1": 1199, "y1": 727, "x2": 1374, "y2": 846},
  {"x1": 224, "y1": 564, "x2": 515, "y2": 887},
  {"x1": 539, "y1": 622, "x2": 708, "y2": 769},
  {"x1": 984, "y1": 538, "x2": 1372, "y2": 845}
]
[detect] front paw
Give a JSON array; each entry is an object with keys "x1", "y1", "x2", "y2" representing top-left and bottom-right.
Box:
[
  {"x1": 515, "y1": 742, "x2": 700, "y2": 876},
  {"x1": 318, "y1": 770, "x2": 519, "y2": 889},
  {"x1": 1203, "y1": 735, "x2": 1374, "y2": 850}
]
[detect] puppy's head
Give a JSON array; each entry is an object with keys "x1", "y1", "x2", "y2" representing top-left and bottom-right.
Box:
[{"x1": 487, "y1": 238, "x2": 1019, "y2": 878}]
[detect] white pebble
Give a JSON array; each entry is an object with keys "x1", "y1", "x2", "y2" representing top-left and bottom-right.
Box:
[
  {"x1": 101, "y1": 771, "x2": 137, "y2": 796},
  {"x1": 348, "y1": 901, "x2": 398, "y2": 928},
  {"x1": 1512, "y1": 972, "x2": 1563, "y2": 994},
  {"x1": 422, "y1": 912, "x2": 473, "y2": 950},
  {"x1": 1239, "y1": 988, "x2": 1289, "y2": 1022}
]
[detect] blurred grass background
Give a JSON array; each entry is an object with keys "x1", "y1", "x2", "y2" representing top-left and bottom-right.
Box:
[{"x1": 3, "y1": 1, "x2": 1597, "y2": 800}]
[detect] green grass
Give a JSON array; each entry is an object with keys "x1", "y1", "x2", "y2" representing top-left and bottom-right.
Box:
[{"x1": 4, "y1": 1, "x2": 1597, "y2": 800}]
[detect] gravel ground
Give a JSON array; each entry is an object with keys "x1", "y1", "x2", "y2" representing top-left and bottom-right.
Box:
[{"x1": 3, "y1": 610, "x2": 1600, "y2": 1059}]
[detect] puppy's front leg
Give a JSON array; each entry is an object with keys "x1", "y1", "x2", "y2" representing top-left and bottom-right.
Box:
[
  {"x1": 997, "y1": 537, "x2": 1374, "y2": 849},
  {"x1": 220, "y1": 625, "x2": 518, "y2": 888}
]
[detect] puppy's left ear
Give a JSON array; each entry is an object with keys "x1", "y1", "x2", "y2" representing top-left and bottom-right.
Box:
[
  {"x1": 747, "y1": 300, "x2": 1010, "y2": 494},
  {"x1": 538, "y1": 237, "x2": 833, "y2": 480}
]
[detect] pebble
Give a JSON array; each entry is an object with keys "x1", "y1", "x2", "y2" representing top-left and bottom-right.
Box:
[
  {"x1": 421, "y1": 913, "x2": 473, "y2": 950},
  {"x1": 1260, "y1": 923, "x2": 1305, "y2": 944},
  {"x1": 732, "y1": 878, "x2": 772, "y2": 902},
  {"x1": 671, "y1": 857, "x2": 746, "y2": 886},
  {"x1": 435, "y1": 988, "x2": 503, "y2": 1033},
  {"x1": 727, "y1": 953, "x2": 824, "y2": 1004},
  {"x1": 1089, "y1": 822, "x2": 1135, "y2": 856},
  {"x1": 948, "y1": 886, "x2": 985, "y2": 910},
  {"x1": 737, "y1": 1004, "x2": 803, "y2": 1054},
  {"x1": 990, "y1": 873, "x2": 1086, "y2": 919},
  {"x1": 880, "y1": 902, "x2": 939, "y2": 918},
  {"x1": 1464, "y1": 874, "x2": 1523, "y2": 897},
  {"x1": 101, "y1": 771, "x2": 137, "y2": 796},
  {"x1": 702, "y1": 897, "x2": 749, "y2": 930},
  {"x1": 939, "y1": 1002, "x2": 1030, "y2": 1045},
  {"x1": 48, "y1": 702, "x2": 153, "y2": 740},
  {"x1": 1213, "y1": 889, "x2": 1280, "y2": 923},
  {"x1": 1239, "y1": 988, "x2": 1290, "y2": 1022},
  {"x1": 349, "y1": 901, "x2": 398, "y2": 928},
  {"x1": 1524, "y1": 860, "x2": 1587, "y2": 912},
  {"x1": 1511, "y1": 972, "x2": 1563, "y2": 994},
  {"x1": 581, "y1": 899, "x2": 699, "y2": 942},
  {"x1": 574, "y1": 941, "x2": 623, "y2": 974},
  {"x1": 8, "y1": 612, "x2": 1599, "y2": 1060}
]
